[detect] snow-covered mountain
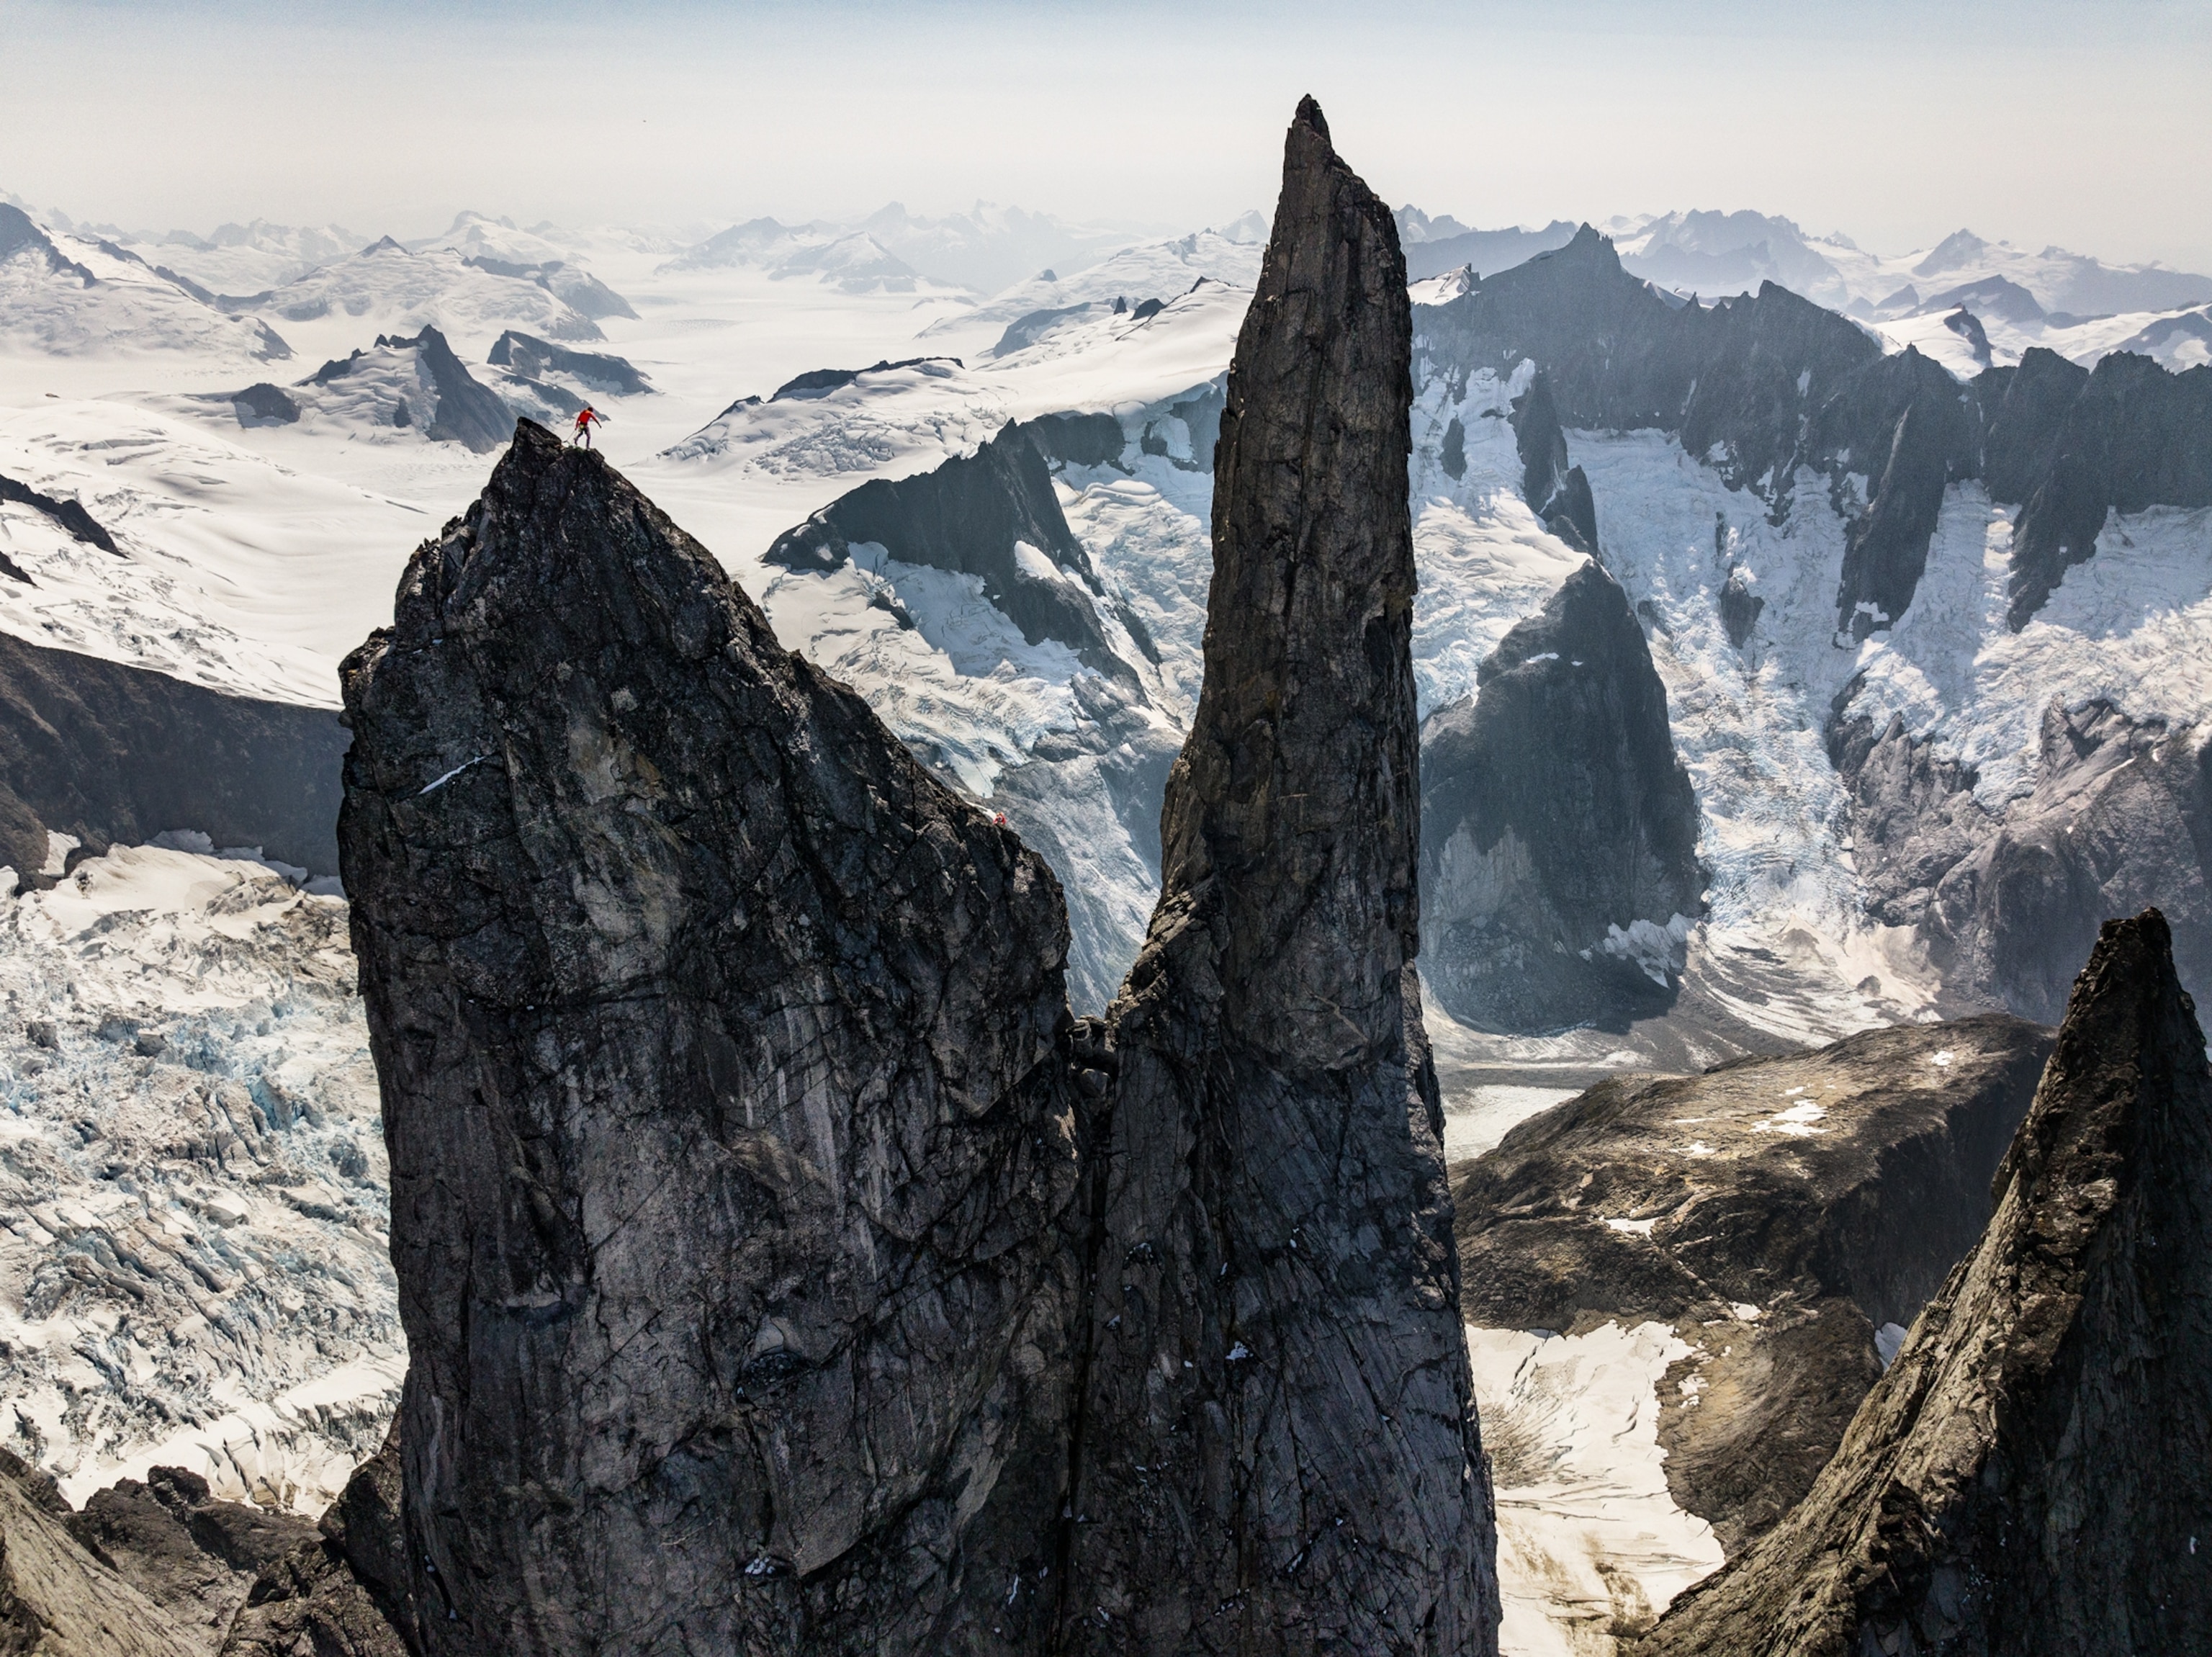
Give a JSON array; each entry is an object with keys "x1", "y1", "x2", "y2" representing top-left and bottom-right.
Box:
[
  {"x1": 667, "y1": 201, "x2": 1144, "y2": 295},
  {"x1": 0, "y1": 206, "x2": 292, "y2": 372}
]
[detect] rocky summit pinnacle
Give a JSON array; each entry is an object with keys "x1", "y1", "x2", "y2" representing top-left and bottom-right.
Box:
[
  {"x1": 338, "y1": 98, "x2": 1496, "y2": 1657},
  {"x1": 1060, "y1": 94, "x2": 1499, "y2": 1653},
  {"x1": 1634, "y1": 907, "x2": 2212, "y2": 1656},
  {"x1": 339, "y1": 419, "x2": 1085, "y2": 1654}
]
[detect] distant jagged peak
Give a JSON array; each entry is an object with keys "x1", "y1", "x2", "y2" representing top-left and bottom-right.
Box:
[
  {"x1": 1912, "y1": 226, "x2": 1992, "y2": 277},
  {"x1": 356, "y1": 234, "x2": 408, "y2": 257}
]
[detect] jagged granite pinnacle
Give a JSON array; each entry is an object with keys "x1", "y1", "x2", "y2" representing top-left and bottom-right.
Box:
[
  {"x1": 1635, "y1": 908, "x2": 2212, "y2": 1655},
  {"x1": 338, "y1": 420, "x2": 1084, "y2": 1655},
  {"x1": 1061, "y1": 95, "x2": 1500, "y2": 1654}
]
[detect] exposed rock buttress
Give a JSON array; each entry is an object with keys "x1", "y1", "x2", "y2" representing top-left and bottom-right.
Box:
[
  {"x1": 338, "y1": 99, "x2": 1496, "y2": 1656},
  {"x1": 1058, "y1": 97, "x2": 1498, "y2": 1653},
  {"x1": 339, "y1": 418, "x2": 1084, "y2": 1653},
  {"x1": 1634, "y1": 909, "x2": 2212, "y2": 1653}
]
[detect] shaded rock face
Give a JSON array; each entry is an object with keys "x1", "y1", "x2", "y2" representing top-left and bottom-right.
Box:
[
  {"x1": 0, "y1": 629, "x2": 349, "y2": 881},
  {"x1": 1974, "y1": 346, "x2": 2087, "y2": 503},
  {"x1": 1830, "y1": 693, "x2": 2212, "y2": 1023},
  {"x1": 1061, "y1": 97, "x2": 1497, "y2": 1653},
  {"x1": 0, "y1": 469, "x2": 120, "y2": 554},
  {"x1": 0, "y1": 1450, "x2": 202, "y2": 1656},
  {"x1": 1421, "y1": 561, "x2": 1701, "y2": 1033},
  {"x1": 372, "y1": 327, "x2": 514, "y2": 454},
  {"x1": 340, "y1": 421, "x2": 1084, "y2": 1654},
  {"x1": 229, "y1": 383, "x2": 301, "y2": 426},
  {"x1": 766, "y1": 417, "x2": 1129, "y2": 681},
  {"x1": 219, "y1": 1427, "x2": 415, "y2": 1657},
  {"x1": 1510, "y1": 372, "x2": 1599, "y2": 551},
  {"x1": 65, "y1": 1465, "x2": 315, "y2": 1648},
  {"x1": 1635, "y1": 911, "x2": 2212, "y2": 1655},
  {"x1": 1455, "y1": 1015, "x2": 2051, "y2": 1555},
  {"x1": 1412, "y1": 231, "x2": 2018, "y2": 641},
  {"x1": 1820, "y1": 346, "x2": 1974, "y2": 640},
  {"x1": 2002, "y1": 351, "x2": 2212, "y2": 628},
  {"x1": 485, "y1": 330, "x2": 652, "y2": 396}
]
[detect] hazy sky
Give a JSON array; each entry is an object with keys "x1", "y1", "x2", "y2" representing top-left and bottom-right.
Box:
[{"x1": 6, "y1": 0, "x2": 2209, "y2": 269}]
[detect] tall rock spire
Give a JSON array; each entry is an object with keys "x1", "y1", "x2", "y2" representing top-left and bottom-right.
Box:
[
  {"x1": 1635, "y1": 908, "x2": 2212, "y2": 1656},
  {"x1": 1061, "y1": 95, "x2": 1500, "y2": 1653},
  {"x1": 338, "y1": 421, "x2": 1085, "y2": 1654}
]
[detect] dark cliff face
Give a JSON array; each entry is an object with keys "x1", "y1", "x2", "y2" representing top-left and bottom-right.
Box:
[
  {"x1": 1821, "y1": 346, "x2": 1974, "y2": 639},
  {"x1": 1830, "y1": 691, "x2": 2212, "y2": 1024},
  {"x1": 376, "y1": 326, "x2": 515, "y2": 454},
  {"x1": 1636, "y1": 910, "x2": 2212, "y2": 1656},
  {"x1": 2005, "y1": 351, "x2": 2212, "y2": 628},
  {"x1": 485, "y1": 330, "x2": 652, "y2": 396},
  {"x1": 0, "y1": 629, "x2": 349, "y2": 881},
  {"x1": 766, "y1": 418, "x2": 1129, "y2": 681},
  {"x1": 1061, "y1": 97, "x2": 1498, "y2": 1653},
  {"x1": 339, "y1": 421, "x2": 1084, "y2": 1654},
  {"x1": 1420, "y1": 560, "x2": 1702, "y2": 1033},
  {"x1": 1455, "y1": 1014, "x2": 2051, "y2": 1554},
  {"x1": 0, "y1": 1452, "x2": 202, "y2": 1656}
]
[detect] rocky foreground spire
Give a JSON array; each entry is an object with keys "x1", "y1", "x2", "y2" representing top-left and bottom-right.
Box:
[
  {"x1": 1635, "y1": 907, "x2": 2212, "y2": 1655},
  {"x1": 339, "y1": 419, "x2": 1085, "y2": 1653},
  {"x1": 1059, "y1": 96, "x2": 1498, "y2": 1651},
  {"x1": 338, "y1": 97, "x2": 1495, "y2": 1656}
]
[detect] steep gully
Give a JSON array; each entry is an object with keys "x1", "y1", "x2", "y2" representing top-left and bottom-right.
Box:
[{"x1": 333, "y1": 99, "x2": 1496, "y2": 1653}]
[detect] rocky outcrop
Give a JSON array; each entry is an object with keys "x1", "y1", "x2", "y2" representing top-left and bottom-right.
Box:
[
  {"x1": 765, "y1": 418, "x2": 1129, "y2": 681},
  {"x1": 1635, "y1": 910, "x2": 2212, "y2": 1654},
  {"x1": 66, "y1": 1466, "x2": 315, "y2": 1648},
  {"x1": 2003, "y1": 351, "x2": 2212, "y2": 628},
  {"x1": 339, "y1": 420, "x2": 1084, "y2": 1654},
  {"x1": 218, "y1": 1427, "x2": 414, "y2": 1657},
  {"x1": 1061, "y1": 96, "x2": 1497, "y2": 1652},
  {"x1": 0, "y1": 1451, "x2": 202, "y2": 1656},
  {"x1": 339, "y1": 99, "x2": 1494, "y2": 1656},
  {"x1": 485, "y1": 331, "x2": 652, "y2": 395},
  {"x1": 0, "y1": 468, "x2": 120, "y2": 553},
  {"x1": 1421, "y1": 560, "x2": 1702, "y2": 1033},
  {"x1": 1511, "y1": 372, "x2": 1599, "y2": 550},
  {"x1": 375, "y1": 327, "x2": 513, "y2": 453},
  {"x1": 1822, "y1": 346, "x2": 1975, "y2": 639},
  {"x1": 0, "y1": 629, "x2": 349, "y2": 881},
  {"x1": 1455, "y1": 1015, "x2": 2051, "y2": 1553},
  {"x1": 1829, "y1": 691, "x2": 2212, "y2": 1023}
]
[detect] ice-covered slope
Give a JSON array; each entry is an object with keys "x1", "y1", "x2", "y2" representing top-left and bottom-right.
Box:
[
  {"x1": 0, "y1": 845, "x2": 395, "y2": 1517},
  {"x1": 111, "y1": 222, "x2": 364, "y2": 297}
]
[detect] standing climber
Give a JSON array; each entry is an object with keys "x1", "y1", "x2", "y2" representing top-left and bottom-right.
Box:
[{"x1": 572, "y1": 405, "x2": 605, "y2": 448}]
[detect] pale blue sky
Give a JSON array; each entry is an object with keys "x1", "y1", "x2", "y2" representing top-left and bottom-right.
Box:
[{"x1": 4, "y1": 0, "x2": 2208, "y2": 269}]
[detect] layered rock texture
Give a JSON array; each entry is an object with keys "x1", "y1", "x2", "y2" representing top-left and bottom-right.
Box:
[
  {"x1": 1061, "y1": 97, "x2": 1496, "y2": 1651},
  {"x1": 0, "y1": 1452, "x2": 202, "y2": 1657},
  {"x1": 338, "y1": 98, "x2": 1493, "y2": 1656},
  {"x1": 1636, "y1": 910, "x2": 2212, "y2": 1653},
  {"x1": 1455, "y1": 1015, "x2": 2051, "y2": 1555},
  {"x1": 1421, "y1": 561, "x2": 1702, "y2": 1032}
]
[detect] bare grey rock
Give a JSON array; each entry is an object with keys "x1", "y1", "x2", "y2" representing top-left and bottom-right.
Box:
[
  {"x1": 1420, "y1": 561, "x2": 1702, "y2": 1034},
  {"x1": 66, "y1": 1466, "x2": 315, "y2": 1648},
  {"x1": 0, "y1": 1450, "x2": 202, "y2": 1656},
  {"x1": 339, "y1": 419, "x2": 1084, "y2": 1654},
  {"x1": 1830, "y1": 693, "x2": 2212, "y2": 1023},
  {"x1": 1634, "y1": 910, "x2": 2212, "y2": 1654},
  {"x1": 1059, "y1": 96, "x2": 1498, "y2": 1654},
  {"x1": 218, "y1": 1428, "x2": 414, "y2": 1657},
  {"x1": 1454, "y1": 1015, "x2": 2051, "y2": 1554}
]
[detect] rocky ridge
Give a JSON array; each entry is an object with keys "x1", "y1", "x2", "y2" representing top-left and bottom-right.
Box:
[
  {"x1": 1455, "y1": 1014, "x2": 2051, "y2": 1557},
  {"x1": 1059, "y1": 96, "x2": 1496, "y2": 1651},
  {"x1": 336, "y1": 99, "x2": 1496, "y2": 1655},
  {"x1": 1635, "y1": 910, "x2": 2212, "y2": 1653}
]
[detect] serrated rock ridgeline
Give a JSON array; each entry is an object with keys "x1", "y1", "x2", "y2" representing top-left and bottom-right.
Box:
[{"x1": 1633, "y1": 908, "x2": 2212, "y2": 1654}]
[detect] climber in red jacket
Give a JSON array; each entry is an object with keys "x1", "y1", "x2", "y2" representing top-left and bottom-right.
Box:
[{"x1": 572, "y1": 405, "x2": 604, "y2": 448}]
